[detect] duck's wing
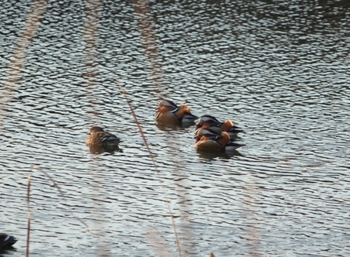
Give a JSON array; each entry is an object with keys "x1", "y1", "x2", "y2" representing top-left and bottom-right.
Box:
[
  {"x1": 101, "y1": 132, "x2": 121, "y2": 143},
  {"x1": 195, "y1": 114, "x2": 221, "y2": 129},
  {"x1": 158, "y1": 99, "x2": 178, "y2": 109}
]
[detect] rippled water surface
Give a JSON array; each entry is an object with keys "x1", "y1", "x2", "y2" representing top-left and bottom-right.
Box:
[{"x1": 1, "y1": 0, "x2": 350, "y2": 256}]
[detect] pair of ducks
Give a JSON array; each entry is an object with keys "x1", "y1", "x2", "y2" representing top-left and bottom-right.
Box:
[
  {"x1": 86, "y1": 99, "x2": 244, "y2": 153},
  {"x1": 85, "y1": 99, "x2": 194, "y2": 152},
  {"x1": 155, "y1": 99, "x2": 245, "y2": 151},
  {"x1": 194, "y1": 114, "x2": 245, "y2": 151}
]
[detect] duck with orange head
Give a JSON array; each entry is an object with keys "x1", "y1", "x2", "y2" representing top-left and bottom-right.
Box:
[
  {"x1": 195, "y1": 114, "x2": 244, "y2": 139},
  {"x1": 155, "y1": 99, "x2": 198, "y2": 125},
  {"x1": 194, "y1": 127, "x2": 245, "y2": 151}
]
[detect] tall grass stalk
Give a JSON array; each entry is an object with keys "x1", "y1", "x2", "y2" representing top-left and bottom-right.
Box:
[
  {"x1": 33, "y1": 165, "x2": 91, "y2": 231},
  {"x1": 26, "y1": 173, "x2": 32, "y2": 257},
  {"x1": 118, "y1": 81, "x2": 182, "y2": 257},
  {"x1": 25, "y1": 166, "x2": 91, "y2": 256}
]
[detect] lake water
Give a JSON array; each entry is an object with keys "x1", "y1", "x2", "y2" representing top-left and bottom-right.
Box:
[{"x1": 1, "y1": 0, "x2": 350, "y2": 256}]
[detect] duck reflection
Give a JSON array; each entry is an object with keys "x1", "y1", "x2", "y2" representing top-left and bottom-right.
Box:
[
  {"x1": 196, "y1": 149, "x2": 244, "y2": 159},
  {"x1": 156, "y1": 120, "x2": 197, "y2": 131},
  {"x1": 88, "y1": 144, "x2": 123, "y2": 154}
]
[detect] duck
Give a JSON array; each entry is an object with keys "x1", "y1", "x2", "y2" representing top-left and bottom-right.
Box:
[
  {"x1": 0, "y1": 233, "x2": 17, "y2": 249},
  {"x1": 194, "y1": 128, "x2": 245, "y2": 151},
  {"x1": 195, "y1": 114, "x2": 244, "y2": 139},
  {"x1": 86, "y1": 127, "x2": 121, "y2": 152},
  {"x1": 155, "y1": 99, "x2": 198, "y2": 124}
]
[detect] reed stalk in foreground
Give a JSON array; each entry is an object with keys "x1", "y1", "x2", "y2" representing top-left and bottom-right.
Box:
[
  {"x1": 26, "y1": 173, "x2": 31, "y2": 257},
  {"x1": 25, "y1": 166, "x2": 91, "y2": 256},
  {"x1": 33, "y1": 165, "x2": 91, "y2": 231},
  {"x1": 117, "y1": 81, "x2": 182, "y2": 257}
]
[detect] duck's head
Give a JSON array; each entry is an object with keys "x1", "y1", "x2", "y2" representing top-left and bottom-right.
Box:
[
  {"x1": 219, "y1": 119, "x2": 234, "y2": 131},
  {"x1": 215, "y1": 131, "x2": 231, "y2": 148},
  {"x1": 173, "y1": 103, "x2": 196, "y2": 120},
  {"x1": 88, "y1": 126, "x2": 104, "y2": 135}
]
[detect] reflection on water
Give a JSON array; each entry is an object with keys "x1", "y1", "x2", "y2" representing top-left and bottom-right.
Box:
[
  {"x1": 196, "y1": 149, "x2": 244, "y2": 160},
  {"x1": 87, "y1": 145, "x2": 123, "y2": 155},
  {"x1": 0, "y1": 0, "x2": 350, "y2": 256},
  {"x1": 156, "y1": 121, "x2": 197, "y2": 131},
  {"x1": 0, "y1": 0, "x2": 47, "y2": 129},
  {"x1": 0, "y1": 248, "x2": 17, "y2": 256}
]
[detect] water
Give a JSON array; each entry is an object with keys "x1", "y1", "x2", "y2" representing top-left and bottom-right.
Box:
[{"x1": 1, "y1": 0, "x2": 350, "y2": 256}]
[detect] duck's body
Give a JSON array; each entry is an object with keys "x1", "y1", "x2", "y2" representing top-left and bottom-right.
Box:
[
  {"x1": 195, "y1": 115, "x2": 244, "y2": 138},
  {"x1": 86, "y1": 127, "x2": 121, "y2": 150},
  {"x1": 0, "y1": 233, "x2": 17, "y2": 249},
  {"x1": 194, "y1": 128, "x2": 245, "y2": 151},
  {"x1": 155, "y1": 99, "x2": 198, "y2": 124}
]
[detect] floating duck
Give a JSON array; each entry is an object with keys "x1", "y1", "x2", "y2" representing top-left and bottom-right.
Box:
[
  {"x1": 155, "y1": 99, "x2": 198, "y2": 125},
  {"x1": 195, "y1": 114, "x2": 244, "y2": 138},
  {"x1": 0, "y1": 233, "x2": 17, "y2": 249},
  {"x1": 194, "y1": 128, "x2": 245, "y2": 151},
  {"x1": 86, "y1": 127, "x2": 121, "y2": 153}
]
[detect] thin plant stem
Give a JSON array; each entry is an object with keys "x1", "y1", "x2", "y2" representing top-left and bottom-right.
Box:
[
  {"x1": 32, "y1": 165, "x2": 91, "y2": 231},
  {"x1": 117, "y1": 81, "x2": 182, "y2": 257},
  {"x1": 26, "y1": 173, "x2": 32, "y2": 257}
]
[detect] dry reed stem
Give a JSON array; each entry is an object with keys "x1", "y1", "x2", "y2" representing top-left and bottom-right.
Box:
[
  {"x1": 25, "y1": 166, "x2": 91, "y2": 256},
  {"x1": 32, "y1": 165, "x2": 91, "y2": 231},
  {"x1": 26, "y1": 173, "x2": 32, "y2": 257},
  {"x1": 117, "y1": 82, "x2": 182, "y2": 257},
  {"x1": 132, "y1": 1, "x2": 198, "y2": 254}
]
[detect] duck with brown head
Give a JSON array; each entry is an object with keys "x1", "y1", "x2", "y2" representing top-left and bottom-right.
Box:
[{"x1": 86, "y1": 127, "x2": 121, "y2": 153}]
